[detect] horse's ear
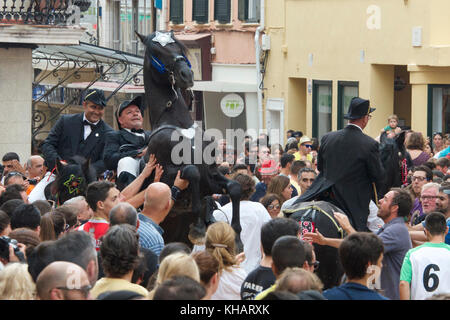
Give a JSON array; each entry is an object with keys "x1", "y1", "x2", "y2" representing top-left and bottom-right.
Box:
[
  {"x1": 136, "y1": 32, "x2": 146, "y2": 44},
  {"x1": 379, "y1": 131, "x2": 388, "y2": 144},
  {"x1": 82, "y1": 158, "x2": 91, "y2": 178},
  {"x1": 396, "y1": 131, "x2": 406, "y2": 149},
  {"x1": 56, "y1": 160, "x2": 64, "y2": 174}
]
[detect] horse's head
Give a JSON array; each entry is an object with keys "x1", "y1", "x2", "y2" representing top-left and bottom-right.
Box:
[
  {"x1": 379, "y1": 131, "x2": 410, "y2": 196},
  {"x1": 54, "y1": 156, "x2": 97, "y2": 205},
  {"x1": 137, "y1": 31, "x2": 194, "y2": 89}
]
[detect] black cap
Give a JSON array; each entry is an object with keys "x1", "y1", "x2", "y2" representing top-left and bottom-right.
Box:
[
  {"x1": 83, "y1": 89, "x2": 106, "y2": 107},
  {"x1": 117, "y1": 95, "x2": 144, "y2": 118},
  {"x1": 116, "y1": 95, "x2": 145, "y2": 128},
  {"x1": 343, "y1": 97, "x2": 375, "y2": 120}
]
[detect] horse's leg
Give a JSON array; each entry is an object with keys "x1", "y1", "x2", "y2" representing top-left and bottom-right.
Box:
[
  {"x1": 214, "y1": 174, "x2": 243, "y2": 253},
  {"x1": 182, "y1": 165, "x2": 204, "y2": 246}
]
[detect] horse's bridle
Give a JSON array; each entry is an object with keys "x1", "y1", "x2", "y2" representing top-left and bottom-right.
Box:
[{"x1": 148, "y1": 52, "x2": 192, "y2": 108}]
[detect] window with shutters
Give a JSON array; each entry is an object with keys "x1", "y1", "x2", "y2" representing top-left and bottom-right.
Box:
[
  {"x1": 238, "y1": 0, "x2": 260, "y2": 23},
  {"x1": 193, "y1": 0, "x2": 208, "y2": 24},
  {"x1": 170, "y1": 0, "x2": 184, "y2": 24},
  {"x1": 214, "y1": 0, "x2": 231, "y2": 24}
]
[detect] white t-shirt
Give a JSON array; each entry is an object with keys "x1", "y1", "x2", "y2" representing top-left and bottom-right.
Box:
[
  {"x1": 28, "y1": 172, "x2": 56, "y2": 203},
  {"x1": 211, "y1": 266, "x2": 247, "y2": 300},
  {"x1": 400, "y1": 242, "x2": 450, "y2": 300},
  {"x1": 213, "y1": 200, "x2": 272, "y2": 273}
]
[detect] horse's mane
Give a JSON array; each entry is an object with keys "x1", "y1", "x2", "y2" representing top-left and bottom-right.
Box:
[{"x1": 49, "y1": 156, "x2": 97, "y2": 204}]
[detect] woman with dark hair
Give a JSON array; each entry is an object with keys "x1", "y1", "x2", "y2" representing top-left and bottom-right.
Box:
[
  {"x1": 433, "y1": 132, "x2": 445, "y2": 155},
  {"x1": 406, "y1": 132, "x2": 430, "y2": 167},
  {"x1": 424, "y1": 140, "x2": 434, "y2": 158},
  {"x1": 260, "y1": 193, "x2": 283, "y2": 219},
  {"x1": 39, "y1": 211, "x2": 66, "y2": 241},
  {"x1": 267, "y1": 175, "x2": 293, "y2": 204}
]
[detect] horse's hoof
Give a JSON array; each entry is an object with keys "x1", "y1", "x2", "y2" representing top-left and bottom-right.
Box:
[
  {"x1": 188, "y1": 224, "x2": 206, "y2": 246},
  {"x1": 188, "y1": 234, "x2": 205, "y2": 246}
]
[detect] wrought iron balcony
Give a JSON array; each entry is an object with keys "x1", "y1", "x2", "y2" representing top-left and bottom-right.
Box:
[{"x1": 0, "y1": 0, "x2": 90, "y2": 25}]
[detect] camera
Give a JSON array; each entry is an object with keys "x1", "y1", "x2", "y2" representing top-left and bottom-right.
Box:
[
  {"x1": 28, "y1": 179, "x2": 38, "y2": 185},
  {"x1": 0, "y1": 236, "x2": 25, "y2": 262}
]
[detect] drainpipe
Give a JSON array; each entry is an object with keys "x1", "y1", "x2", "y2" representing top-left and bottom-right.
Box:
[{"x1": 255, "y1": 0, "x2": 265, "y2": 132}]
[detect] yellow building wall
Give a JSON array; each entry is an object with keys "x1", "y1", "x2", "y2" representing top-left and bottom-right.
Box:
[{"x1": 264, "y1": 0, "x2": 450, "y2": 140}]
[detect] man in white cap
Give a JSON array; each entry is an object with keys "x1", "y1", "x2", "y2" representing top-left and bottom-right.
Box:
[{"x1": 294, "y1": 136, "x2": 313, "y2": 162}]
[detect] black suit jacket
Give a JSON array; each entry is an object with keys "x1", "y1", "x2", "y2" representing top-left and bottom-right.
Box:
[
  {"x1": 41, "y1": 113, "x2": 113, "y2": 175},
  {"x1": 103, "y1": 129, "x2": 151, "y2": 171},
  {"x1": 299, "y1": 125, "x2": 385, "y2": 231}
]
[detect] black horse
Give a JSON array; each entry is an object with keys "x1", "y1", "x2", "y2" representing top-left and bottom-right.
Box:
[
  {"x1": 282, "y1": 130, "x2": 412, "y2": 289},
  {"x1": 378, "y1": 130, "x2": 412, "y2": 196},
  {"x1": 282, "y1": 201, "x2": 346, "y2": 290},
  {"x1": 136, "y1": 31, "x2": 242, "y2": 249},
  {"x1": 44, "y1": 156, "x2": 97, "y2": 206}
]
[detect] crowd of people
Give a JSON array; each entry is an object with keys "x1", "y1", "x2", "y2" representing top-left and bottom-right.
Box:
[{"x1": 0, "y1": 90, "x2": 449, "y2": 301}]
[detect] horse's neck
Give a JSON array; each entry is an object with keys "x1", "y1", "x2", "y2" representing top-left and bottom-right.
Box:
[{"x1": 146, "y1": 82, "x2": 194, "y2": 130}]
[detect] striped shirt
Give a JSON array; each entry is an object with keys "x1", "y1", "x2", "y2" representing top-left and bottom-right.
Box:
[{"x1": 137, "y1": 213, "x2": 164, "y2": 257}]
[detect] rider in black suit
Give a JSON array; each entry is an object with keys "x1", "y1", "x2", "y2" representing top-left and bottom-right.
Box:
[
  {"x1": 41, "y1": 89, "x2": 114, "y2": 176},
  {"x1": 298, "y1": 97, "x2": 385, "y2": 231},
  {"x1": 103, "y1": 95, "x2": 151, "y2": 190}
]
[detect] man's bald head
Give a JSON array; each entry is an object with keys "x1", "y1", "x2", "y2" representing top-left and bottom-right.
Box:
[
  {"x1": 144, "y1": 182, "x2": 171, "y2": 212},
  {"x1": 27, "y1": 155, "x2": 45, "y2": 179},
  {"x1": 109, "y1": 202, "x2": 138, "y2": 227},
  {"x1": 36, "y1": 261, "x2": 90, "y2": 300}
]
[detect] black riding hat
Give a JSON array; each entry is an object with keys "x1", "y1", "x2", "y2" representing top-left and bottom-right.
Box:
[
  {"x1": 83, "y1": 89, "x2": 107, "y2": 107},
  {"x1": 343, "y1": 97, "x2": 375, "y2": 120},
  {"x1": 116, "y1": 95, "x2": 145, "y2": 128}
]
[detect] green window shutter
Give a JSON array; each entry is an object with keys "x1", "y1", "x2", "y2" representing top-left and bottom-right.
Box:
[
  {"x1": 193, "y1": 0, "x2": 208, "y2": 24},
  {"x1": 214, "y1": 0, "x2": 230, "y2": 24},
  {"x1": 238, "y1": 0, "x2": 247, "y2": 21},
  {"x1": 170, "y1": 0, "x2": 184, "y2": 24}
]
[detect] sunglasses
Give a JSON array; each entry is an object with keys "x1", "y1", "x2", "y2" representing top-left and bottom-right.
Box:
[
  {"x1": 56, "y1": 284, "x2": 92, "y2": 298},
  {"x1": 309, "y1": 260, "x2": 320, "y2": 271},
  {"x1": 420, "y1": 196, "x2": 437, "y2": 201},
  {"x1": 6, "y1": 171, "x2": 26, "y2": 179},
  {"x1": 268, "y1": 204, "x2": 281, "y2": 210},
  {"x1": 303, "y1": 144, "x2": 313, "y2": 148}
]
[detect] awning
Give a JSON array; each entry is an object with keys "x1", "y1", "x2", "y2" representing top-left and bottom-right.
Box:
[
  {"x1": 33, "y1": 41, "x2": 144, "y2": 66},
  {"x1": 66, "y1": 81, "x2": 144, "y2": 93},
  {"x1": 193, "y1": 80, "x2": 257, "y2": 93},
  {"x1": 175, "y1": 33, "x2": 211, "y2": 44}
]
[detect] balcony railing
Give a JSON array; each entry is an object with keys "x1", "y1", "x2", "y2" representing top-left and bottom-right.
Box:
[{"x1": 0, "y1": 0, "x2": 90, "y2": 25}]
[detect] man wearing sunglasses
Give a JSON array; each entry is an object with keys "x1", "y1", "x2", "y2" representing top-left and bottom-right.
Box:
[
  {"x1": 294, "y1": 136, "x2": 313, "y2": 162},
  {"x1": 298, "y1": 97, "x2": 384, "y2": 232}
]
